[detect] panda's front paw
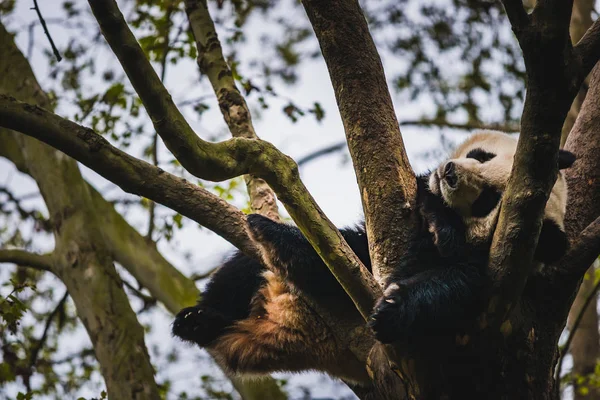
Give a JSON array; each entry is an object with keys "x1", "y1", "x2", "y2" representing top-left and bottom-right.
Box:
[
  {"x1": 368, "y1": 284, "x2": 408, "y2": 344},
  {"x1": 172, "y1": 306, "x2": 232, "y2": 347}
]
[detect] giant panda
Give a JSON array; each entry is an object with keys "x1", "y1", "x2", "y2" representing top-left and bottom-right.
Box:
[{"x1": 172, "y1": 130, "x2": 575, "y2": 383}]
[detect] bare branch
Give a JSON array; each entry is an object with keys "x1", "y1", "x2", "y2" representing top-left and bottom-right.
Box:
[
  {"x1": 301, "y1": 0, "x2": 417, "y2": 282},
  {"x1": 297, "y1": 142, "x2": 347, "y2": 167},
  {"x1": 574, "y1": 18, "x2": 600, "y2": 77},
  {"x1": 184, "y1": 0, "x2": 279, "y2": 220},
  {"x1": 560, "y1": 63, "x2": 600, "y2": 282},
  {"x1": 0, "y1": 186, "x2": 51, "y2": 231},
  {"x1": 400, "y1": 119, "x2": 520, "y2": 132},
  {"x1": 29, "y1": 291, "x2": 69, "y2": 372},
  {"x1": 0, "y1": 249, "x2": 54, "y2": 271},
  {"x1": 32, "y1": 0, "x2": 62, "y2": 62},
  {"x1": 0, "y1": 95, "x2": 380, "y2": 320}
]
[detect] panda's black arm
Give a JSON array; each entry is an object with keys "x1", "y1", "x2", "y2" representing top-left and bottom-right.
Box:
[
  {"x1": 247, "y1": 214, "x2": 371, "y2": 306},
  {"x1": 172, "y1": 252, "x2": 265, "y2": 346},
  {"x1": 535, "y1": 218, "x2": 569, "y2": 264},
  {"x1": 369, "y1": 265, "x2": 485, "y2": 344}
]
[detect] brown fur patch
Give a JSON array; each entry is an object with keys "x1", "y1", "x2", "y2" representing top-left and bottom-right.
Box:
[{"x1": 210, "y1": 270, "x2": 368, "y2": 382}]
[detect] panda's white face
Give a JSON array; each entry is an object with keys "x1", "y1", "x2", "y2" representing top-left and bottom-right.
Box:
[{"x1": 428, "y1": 130, "x2": 568, "y2": 242}]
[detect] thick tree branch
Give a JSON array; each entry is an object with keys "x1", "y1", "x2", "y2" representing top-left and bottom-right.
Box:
[
  {"x1": 574, "y1": 18, "x2": 600, "y2": 76},
  {"x1": 0, "y1": 249, "x2": 54, "y2": 271},
  {"x1": 184, "y1": 0, "x2": 279, "y2": 221},
  {"x1": 0, "y1": 95, "x2": 260, "y2": 261},
  {"x1": 301, "y1": 0, "x2": 417, "y2": 282},
  {"x1": 86, "y1": 0, "x2": 219, "y2": 179},
  {"x1": 501, "y1": 0, "x2": 530, "y2": 31},
  {"x1": 0, "y1": 95, "x2": 380, "y2": 321},
  {"x1": 488, "y1": 0, "x2": 585, "y2": 325},
  {"x1": 561, "y1": 63, "x2": 600, "y2": 284}
]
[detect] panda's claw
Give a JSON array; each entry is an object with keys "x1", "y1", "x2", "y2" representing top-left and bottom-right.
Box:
[{"x1": 172, "y1": 306, "x2": 232, "y2": 346}]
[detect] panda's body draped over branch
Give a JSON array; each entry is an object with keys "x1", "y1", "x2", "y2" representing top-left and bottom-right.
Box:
[{"x1": 172, "y1": 131, "x2": 575, "y2": 384}]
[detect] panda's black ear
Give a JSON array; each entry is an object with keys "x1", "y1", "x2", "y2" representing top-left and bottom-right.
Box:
[{"x1": 558, "y1": 150, "x2": 576, "y2": 169}]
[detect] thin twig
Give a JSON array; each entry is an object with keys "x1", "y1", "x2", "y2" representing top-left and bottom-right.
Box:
[
  {"x1": 32, "y1": 0, "x2": 62, "y2": 62},
  {"x1": 147, "y1": 3, "x2": 176, "y2": 241},
  {"x1": 28, "y1": 291, "x2": 69, "y2": 372},
  {"x1": 297, "y1": 142, "x2": 347, "y2": 167},
  {"x1": 122, "y1": 279, "x2": 157, "y2": 313}
]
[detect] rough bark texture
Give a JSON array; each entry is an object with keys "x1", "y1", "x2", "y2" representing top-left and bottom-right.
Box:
[
  {"x1": 0, "y1": 23, "x2": 160, "y2": 400},
  {"x1": 301, "y1": 0, "x2": 418, "y2": 283},
  {"x1": 562, "y1": 2, "x2": 599, "y2": 397},
  {"x1": 184, "y1": 0, "x2": 280, "y2": 221},
  {"x1": 488, "y1": 0, "x2": 584, "y2": 326}
]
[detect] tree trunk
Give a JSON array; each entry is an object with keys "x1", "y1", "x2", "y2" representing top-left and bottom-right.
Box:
[{"x1": 0, "y1": 23, "x2": 161, "y2": 400}]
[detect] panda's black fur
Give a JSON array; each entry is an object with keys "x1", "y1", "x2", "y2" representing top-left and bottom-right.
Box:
[{"x1": 172, "y1": 131, "x2": 575, "y2": 383}]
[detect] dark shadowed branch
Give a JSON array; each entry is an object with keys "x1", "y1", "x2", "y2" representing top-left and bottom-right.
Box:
[
  {"x1": 28, "y1": 291, "x2": 70, "y2": 374},
  {"x1": 574, "y1": 18, "x2": 600, "y2": 75},
  {"x1": 501, "y1": 0, "x2": 530, "y2": 30},
  {"x1": 32, "y1": 0, "x2": 62, "y2": 62}
]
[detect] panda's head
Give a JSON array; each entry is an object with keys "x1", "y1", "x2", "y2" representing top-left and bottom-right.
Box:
[{"x1": 428, "y1": 131, "x2": 575, "y2": 243}]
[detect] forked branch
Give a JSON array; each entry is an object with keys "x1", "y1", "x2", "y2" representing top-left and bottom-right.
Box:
[
  {"x1": 184, "y1": 0, "x2": 279, "y2": 220},
  {"x1": 0, "y1": 95, "x2": 381, "y2": 321}
]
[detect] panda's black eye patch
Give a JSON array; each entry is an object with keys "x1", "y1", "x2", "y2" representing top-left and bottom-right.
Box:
[{"x1": 466, "y1": 148, "x2": 496, "y2": 163}]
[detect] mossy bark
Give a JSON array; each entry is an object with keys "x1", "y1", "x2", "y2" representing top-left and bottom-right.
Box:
[{"x1": 0, "y1": 23, "x2": 160, "y2": 399}]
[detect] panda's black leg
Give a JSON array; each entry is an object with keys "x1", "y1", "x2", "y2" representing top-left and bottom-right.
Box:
[
  {"x1": 535, "y1": 219, "x2": 569, "y2": 264},
  {"x1": 172, "y1": 252, "x2": 266, "y2": 346},
  {"x1": 369, "y1": 266, "x2": 485, "y2": 344},
  {"x1": 246, "y1": 214, "x2": 370, "y2": 308}
]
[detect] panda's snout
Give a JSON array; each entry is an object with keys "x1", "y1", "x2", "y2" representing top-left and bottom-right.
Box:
[{"x1": 443, "y1": 162, "x2": 457, "y2": 188}]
